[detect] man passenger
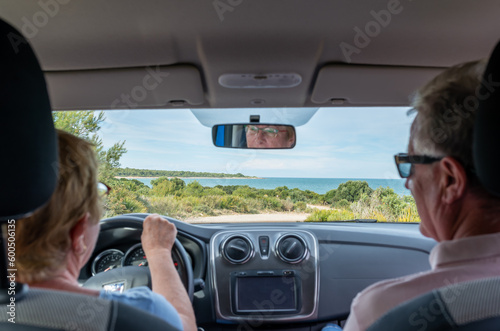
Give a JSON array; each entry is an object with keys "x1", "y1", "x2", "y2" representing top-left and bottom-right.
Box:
[{"x1": 343, "y1": 59, "x2": 500, "y2": 330}]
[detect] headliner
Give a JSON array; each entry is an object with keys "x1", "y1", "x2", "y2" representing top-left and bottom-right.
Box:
[{"x1": 1, "y1": 1, "x2": 499, "y2": 109}]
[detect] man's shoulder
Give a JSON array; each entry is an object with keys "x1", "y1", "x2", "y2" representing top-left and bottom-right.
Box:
[
  {"x1": 351, "y1": 269, "x2": 438, "y2": 316},
  {"x1": 345, "y1": 271, "x2": 436, "y2": 331},
  {"x1": 355, "y1": 274, "x2": 422, "y2": 301}
]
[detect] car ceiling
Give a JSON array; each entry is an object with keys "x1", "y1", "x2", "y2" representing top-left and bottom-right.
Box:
[{"x1": 2, "y1": 1, "x2": 500, "y2": 110}]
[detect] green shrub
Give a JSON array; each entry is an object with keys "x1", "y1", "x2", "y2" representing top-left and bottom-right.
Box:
[
  {"x1": 294, "y1": 201, "x2": 307, "y2": 211},
  {"x1": 325, "y1": 181, "x2": 374, "y2": 204},
  {"x1": 334, "y1": 199, "x2": 351, "y2": 210},
  {"x1": 115, "y1": 178, "x2": 151, "y2": 195},
  {"x1": 282, "y1": 197, "x2": 294, "y2": 211},
  {"x1": 218, "y1": 196, "x2": 249, "y2": 213},
  {"x1": 146, "y1": 196, "x2": 185, "y2": 219},
  {"x1": 272, "y1": 186, "x2": 290, "y2": 199},
  {"x1": 350, "y1": 188, "x2": 420, "y2": 223},
  {"x1": 262, "y1": 197, "x2": 283, "y2": 211},
  {"x1": 151, "y1": 177, "x2": 185, "y2": 196},
  {"x1": 182, "y1": 181, "x2": 204, "y2": 197},
  {"x1": 305, "y1": 209, "x2": 356, "y2": 222},
  {"x1": 233, "y1": 186, "x2": 258, "y2": 198},
  {"x1": 193, "y1": 203, "x2": 215, "y2": 216},
  {"x1": 204, "y1": 187, "x2": 227, "y2": 196},
  {"x1": 104, "y1": 186, "x2": 148, "y2": 217}
]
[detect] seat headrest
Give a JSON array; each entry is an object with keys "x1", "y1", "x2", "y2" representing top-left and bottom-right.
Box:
[
  {"x1": 0, "y1": 19, "x2": 58, "y2": 220},
  {"x1": 473, "y1": 41, "x2": 500, "y2": 197}
]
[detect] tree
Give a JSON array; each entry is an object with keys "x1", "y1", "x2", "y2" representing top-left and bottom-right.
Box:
[
  {"x1": 183, "y1": 181, "x2": 204, "y2": 197},
  {"x1": 151, "y1": 177, "x2": 186, "y2": 196},
  {"x1": 53, "y1": 111, "x2": 127, "y2": 182},
  {"x1": 325, "y1": 181, "x2": 374, "y2": 204},
  {"x1": 54, "y1": 111, "x2": 131, "y2": 218},
  {"x1": 53, "y1": 111, "x2": 103, "y2": 140}
]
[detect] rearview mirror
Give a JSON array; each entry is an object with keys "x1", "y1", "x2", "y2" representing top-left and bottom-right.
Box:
[{"x1": 212, "y1": 124, "x2": 296, "y2": 149}]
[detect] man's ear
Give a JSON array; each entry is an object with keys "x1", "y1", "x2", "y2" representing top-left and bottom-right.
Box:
[
  {"x1": 70, "y1": 212, "x2": 90, "y2": 253},
  {"x1": 438, "y1": 157, "x2": 467, "y2": 204}
]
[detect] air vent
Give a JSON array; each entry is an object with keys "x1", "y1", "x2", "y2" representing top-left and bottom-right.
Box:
[
  {"x1": 221, "y1": 236, "x2": 254, "y2": 264},
  {"x1": 276, "y1": 235, "x2": 308, "y2": 264}
]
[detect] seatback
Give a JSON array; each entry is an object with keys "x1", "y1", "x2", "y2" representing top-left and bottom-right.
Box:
[
  {"x1": 367, "y1": 276, "x2": 500, "y2": 331},
  {"x1": 0, "y1": 19, "x2": 58, "y2": 220},
  {"x1": 0, "y1": 15, "x2": 58, "y2": 305},
  {"x1": 0, "y1": 288, "x2": 180, "y2": 331},
  {"x1": 474, "y1": 40, "x2": 500, "y2": 197},
  {"x1": 0, "y1": 18, "x2": 180, "y2": 331}
]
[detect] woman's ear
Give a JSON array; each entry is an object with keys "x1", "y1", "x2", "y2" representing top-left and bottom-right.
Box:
[
  {"x1": 438, "y1": 157, "x2": 467, "y2": 204},
  {"x1": 70, "y1": 212, "x2": 90, "y2": 254}
]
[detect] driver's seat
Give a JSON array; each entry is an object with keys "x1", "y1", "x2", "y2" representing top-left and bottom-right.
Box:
[
  {"x1": 368, "y1": 40, "x2": 500, "y2": 331},
  {"x1": 0, "y1": 19, "x2": 181, "y2": 331}
]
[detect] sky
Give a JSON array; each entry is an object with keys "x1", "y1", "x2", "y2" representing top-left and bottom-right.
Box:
[{"x1": 98, "y1": 107, "x2": 414, "y2": 179}]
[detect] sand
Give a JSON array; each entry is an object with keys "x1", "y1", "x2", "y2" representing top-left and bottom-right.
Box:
[{"x1": 183, "y1": 204, "x2": 330, "y2": 224}]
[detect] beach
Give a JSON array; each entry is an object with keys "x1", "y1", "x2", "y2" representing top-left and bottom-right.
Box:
[{"x1": 183, "y1": 204, "x2": 329, "y2": 223}]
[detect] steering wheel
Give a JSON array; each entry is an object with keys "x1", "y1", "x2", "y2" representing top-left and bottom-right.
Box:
[{"x1": 83, "y1": 214, "x2": 194, "y2": 301}]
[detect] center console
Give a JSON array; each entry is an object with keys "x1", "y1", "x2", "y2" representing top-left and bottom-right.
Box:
[{"x1": 209, "y1": 229, "x2": 319, "y2": 323}]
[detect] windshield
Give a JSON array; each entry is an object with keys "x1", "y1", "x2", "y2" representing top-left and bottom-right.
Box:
[{"x1": 53, "y1": 107, "x2": 419, "y2": 224}]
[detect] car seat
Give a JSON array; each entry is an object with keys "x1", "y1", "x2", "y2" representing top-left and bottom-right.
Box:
[{"x1": 0, "y1": 18, "x2": 181, "y2": 331}]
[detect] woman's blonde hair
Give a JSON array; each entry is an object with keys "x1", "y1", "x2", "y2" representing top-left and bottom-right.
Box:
[{"x1": 16, "y1": 129, "x2": 102, "y2": 283}]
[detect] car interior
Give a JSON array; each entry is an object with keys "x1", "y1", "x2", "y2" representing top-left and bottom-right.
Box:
[{"x1": 1, "y1": 1, "x2": 500, "y2": 330}]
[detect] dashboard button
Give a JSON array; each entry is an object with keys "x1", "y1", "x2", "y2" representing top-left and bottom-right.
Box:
[{"x1": 259, "y1": 236, "x2": 269, "y2": 256}]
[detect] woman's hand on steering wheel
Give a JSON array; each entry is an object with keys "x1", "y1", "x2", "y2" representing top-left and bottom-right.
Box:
[{"x1": 142, "y1": 214, "x2": 177, "y2": 257}]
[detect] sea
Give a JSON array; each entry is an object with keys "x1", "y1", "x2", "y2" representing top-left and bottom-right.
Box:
[{"x1": 130, "y1": 177, "x2": 411, "y2": 196}]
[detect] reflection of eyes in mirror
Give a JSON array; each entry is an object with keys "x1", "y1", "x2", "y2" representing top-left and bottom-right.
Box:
[
  {"x1": 212, "y1": 124, "x2": 296, "y2": 149},
  {"x1": 245, "y1": 125, "x2": 295, "y2": 148}
]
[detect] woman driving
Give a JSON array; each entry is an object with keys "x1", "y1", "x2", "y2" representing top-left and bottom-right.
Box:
[{"x1": 15, "y1": 129, "x2": 196, "y2": 331}]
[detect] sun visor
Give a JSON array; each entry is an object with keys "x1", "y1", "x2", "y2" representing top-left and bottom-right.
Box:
[
  {"x1": 46, "y1": 65, "x2": 205, "y2": 110},
  {"x1": 311, "y1": 64, "x2": 443, "y2": 106},
  {"x1": 191, "y1": 108, "x2": 319, "y2": 128}
]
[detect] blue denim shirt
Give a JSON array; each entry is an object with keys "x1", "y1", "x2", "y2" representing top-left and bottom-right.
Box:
[{"x1": 100, "y1": 286, "x2": 183, "y2": 330}]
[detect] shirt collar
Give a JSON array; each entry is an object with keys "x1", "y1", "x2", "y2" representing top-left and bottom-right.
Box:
[{"x1": 429, "y1": 231, "x2": 500, "y2": 269}]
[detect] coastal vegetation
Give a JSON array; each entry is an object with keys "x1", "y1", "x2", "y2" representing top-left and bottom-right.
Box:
[
  {"x1": 54, "y1": 110, "x2": 420, "y2": 223},
  {"x1": 117, "y1": 168, "x2": 250, "y2": 178},
  {"x1": 305, "y1": 182, "x2": 420, "y2": 223},
  {"x1": 102, "y1": 177, "x2": 420, "y2": 223}
]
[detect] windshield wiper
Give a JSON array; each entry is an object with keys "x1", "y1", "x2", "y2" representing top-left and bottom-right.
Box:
[{"x1": 354, "y1": 219, "x2": 377, "y2": 223}]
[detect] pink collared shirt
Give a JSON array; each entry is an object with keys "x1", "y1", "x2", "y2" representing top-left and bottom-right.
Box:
[{"x1": 343, "y1": 231, "x2": 500, "y2": 331}]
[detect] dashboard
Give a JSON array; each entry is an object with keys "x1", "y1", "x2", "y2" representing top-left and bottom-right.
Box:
[
  {"x1": 210, "y1": 229, "x2": 319, "y2": 322},
  {"x1": 79, "y1": 214, "x2": 436, "y2": 330}
]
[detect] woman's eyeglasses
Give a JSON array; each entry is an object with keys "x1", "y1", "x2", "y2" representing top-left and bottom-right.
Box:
[
  {"x1": 245, "y1": 125, "x2": 287, "y2": 138},
  {"x1": 97, "y1": 182, "x2": 111, "y2": 197},
  {"x1": 394, "y1": 153, "x2": 443, "y2": 178}
]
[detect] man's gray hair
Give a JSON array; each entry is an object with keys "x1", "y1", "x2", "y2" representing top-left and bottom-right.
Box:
[{"x1": 410, "y1": 59, "x2": 487, "y2": 171}]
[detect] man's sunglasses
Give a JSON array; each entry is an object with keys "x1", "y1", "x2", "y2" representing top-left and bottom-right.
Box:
[{"x1": 394, "y1": 153, "x2": 443, "y2": 178}]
